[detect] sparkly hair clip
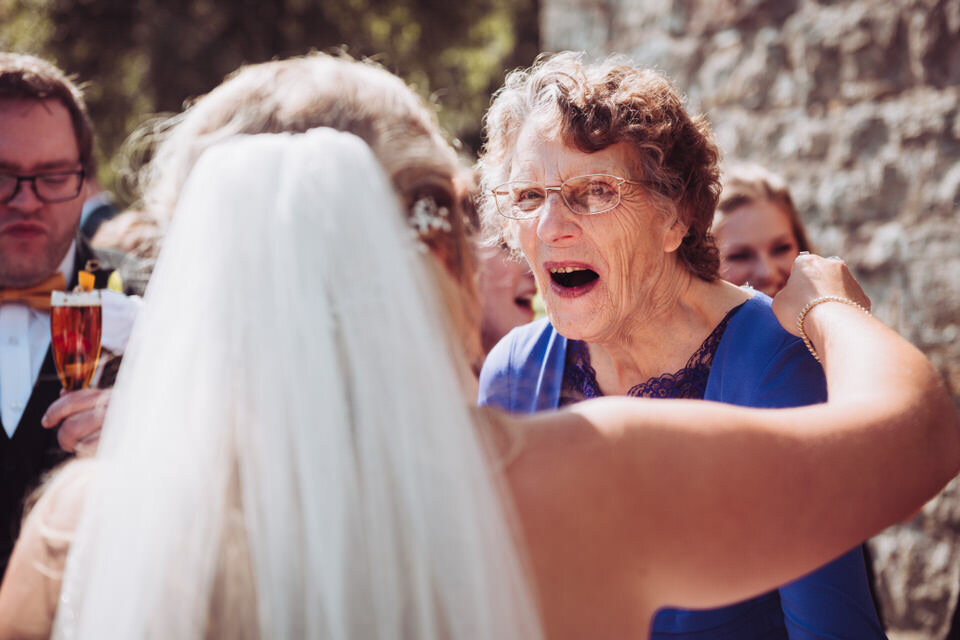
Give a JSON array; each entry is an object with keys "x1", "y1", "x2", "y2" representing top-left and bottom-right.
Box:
[{"x1": 409, "y1": 196, "x2": 452, "y2": 237}]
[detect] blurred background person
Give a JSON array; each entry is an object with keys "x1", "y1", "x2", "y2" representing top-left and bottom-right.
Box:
[
  {"x1": 89, "y1": 209, "x2": 162, "y2": 259},
  {"x1": 713, "y1": 164, "x2": 813, "y2": 297},
  {"x1": 477, "y1": 242, "x2": 537, "y2": 355},
  {"x1": 0, "y1": 53, "x2": 143, "y2": 580},
  {"x1": 78, "y1": 177, "x2": 119, "y2": 241}
]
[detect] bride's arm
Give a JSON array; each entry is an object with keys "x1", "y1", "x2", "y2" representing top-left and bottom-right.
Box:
[{"x1": 505, "y1": 256, "x2": 959, "y2": 616}]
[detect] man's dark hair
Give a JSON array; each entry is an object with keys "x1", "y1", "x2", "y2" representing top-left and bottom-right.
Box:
[{"x1": 0, "y1": 53, "x2": 95, "y2": 174}]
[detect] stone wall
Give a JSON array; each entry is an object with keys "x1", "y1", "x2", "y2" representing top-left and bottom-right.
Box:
[{"x1": 540, "y1": 0, "x2": 960, "y2": 637}]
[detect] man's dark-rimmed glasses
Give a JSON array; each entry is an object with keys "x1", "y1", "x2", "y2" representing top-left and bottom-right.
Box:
[{"x1": 0, "y1": 170, "x2": 85, "y2": 204}]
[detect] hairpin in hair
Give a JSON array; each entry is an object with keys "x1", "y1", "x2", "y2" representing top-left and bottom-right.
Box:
[{"x1": 409, "y1": 196, "x2": 452, "y2": 237}]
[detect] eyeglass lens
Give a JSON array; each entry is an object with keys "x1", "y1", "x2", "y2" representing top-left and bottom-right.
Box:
[
  {"x1": 0, "y1": 172, "x2": 84, "y2": 203},
  {"x1": 495, "y1": 175, "x2": 622, "y2": 218}
]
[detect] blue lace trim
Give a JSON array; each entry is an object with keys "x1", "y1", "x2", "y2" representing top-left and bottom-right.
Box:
[{"x1": 559, "y1": 302, "x2": 745, "y2": 405}]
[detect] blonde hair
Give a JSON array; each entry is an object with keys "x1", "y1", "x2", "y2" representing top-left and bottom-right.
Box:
[
  {"x1": 136, "y1": 53, "x2": 483, "y2": 367},
  {"x1": 716, "y1": 163, "x2": 813, "y2": 253}
]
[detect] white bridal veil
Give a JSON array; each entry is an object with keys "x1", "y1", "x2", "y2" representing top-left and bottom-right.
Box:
[{"x1": 53, "y1": 129, "x2": 541, "y2": 639}]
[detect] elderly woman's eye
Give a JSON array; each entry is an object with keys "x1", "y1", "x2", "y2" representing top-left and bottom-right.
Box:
[
  {"x1": 566, "y1": 177, "x2": 618, "y2": 212},
  {"x1": 572, "y1": 178, "x2": 615, "y2": 197},
  {"x1": 587, "y1": 180, "x2": 615, "y2": 196},
  {"x1": 515, "y1": 188, "x2": 544, "y2": 207}
]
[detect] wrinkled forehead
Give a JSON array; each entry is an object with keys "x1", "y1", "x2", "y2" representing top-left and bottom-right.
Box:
[{"x1": 507, "y1": 121, "x2": 639, "y2": 182}]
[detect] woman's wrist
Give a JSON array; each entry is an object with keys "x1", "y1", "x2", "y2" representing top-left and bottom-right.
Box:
[{"x1": 797, "y1": 296, "x2": 872, "y2": 362}]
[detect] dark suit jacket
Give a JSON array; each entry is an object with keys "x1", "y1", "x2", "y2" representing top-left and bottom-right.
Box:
[
  {"x1": 0, "y1": 236, "x2": 146, "y2": 578},
  {"x1": 80, "y1": 199, "x2": 119, "y2": 242}
]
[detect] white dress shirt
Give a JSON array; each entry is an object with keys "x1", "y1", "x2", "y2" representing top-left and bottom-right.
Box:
[{"x1": 0, "y1": 243, "x2": 141, "y2": 436}]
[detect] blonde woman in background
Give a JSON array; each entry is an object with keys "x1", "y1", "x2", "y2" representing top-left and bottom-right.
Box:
[
  {"x1": 714, "y1": 163, "x2": 813, "y2": 297},
  {"x1": 477, "y1": 242, "x2": 537, "y2": 354}
]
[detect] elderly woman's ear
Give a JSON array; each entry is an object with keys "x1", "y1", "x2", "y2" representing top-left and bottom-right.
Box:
[{"x1": 662, "y1": 217, "x2": 689, "y2": 253}]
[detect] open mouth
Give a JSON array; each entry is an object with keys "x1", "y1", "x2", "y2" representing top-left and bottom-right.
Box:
[{"x1": 549, "y1": 266, "x2": 599, "y2": 289}]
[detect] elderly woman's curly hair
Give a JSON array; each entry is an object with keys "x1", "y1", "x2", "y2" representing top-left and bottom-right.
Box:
[{"x1": 478, "y1": 52, "x2": 722, "y2": 281}]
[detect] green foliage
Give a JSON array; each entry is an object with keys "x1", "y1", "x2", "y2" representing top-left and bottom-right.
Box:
[
  {"x1": 0, "y1": 0, "x2": 53, "y2": 53},
  {"x1": 0, "y1": 0, "x2": 539, "y2": 197}
]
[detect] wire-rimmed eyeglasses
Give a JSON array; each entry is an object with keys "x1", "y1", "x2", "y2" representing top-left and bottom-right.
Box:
[
  {"x1": 0, "y1": 169, "x2": 86, "y2": 204},
  {"x1": 491, "y1": 173, "x2": 647, "y2": 220}
]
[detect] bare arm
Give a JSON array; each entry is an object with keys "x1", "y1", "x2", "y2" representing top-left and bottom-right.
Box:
[{"x1": 506, "y1": 256, "x2": 960, "y2": 624}]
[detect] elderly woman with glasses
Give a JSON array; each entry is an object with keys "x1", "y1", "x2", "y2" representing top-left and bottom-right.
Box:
[{"x1": 477, "y1": 53, "x2": 885, "y2": 640}]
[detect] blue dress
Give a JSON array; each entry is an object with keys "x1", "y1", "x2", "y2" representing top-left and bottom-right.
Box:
[{"x1": 478, "y1": 295, "x2": 886, "y2": 639}]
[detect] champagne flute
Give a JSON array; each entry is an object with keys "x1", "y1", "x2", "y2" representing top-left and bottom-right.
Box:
[{"x1": 50, "y1": 290, "x2": 103, "y2": 391}]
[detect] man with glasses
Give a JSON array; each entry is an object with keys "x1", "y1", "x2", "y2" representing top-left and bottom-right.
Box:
[{"x1": 0, "y1": 53, "x2": 142, "y2": 577}]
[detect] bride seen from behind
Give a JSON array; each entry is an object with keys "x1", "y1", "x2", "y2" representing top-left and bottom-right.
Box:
[
  {"x1": 57, "y1": 128, "x2": 540, "y2": 639},
  {"x1": 0, "y1": 54, "x2": 956, "y2": 640}
]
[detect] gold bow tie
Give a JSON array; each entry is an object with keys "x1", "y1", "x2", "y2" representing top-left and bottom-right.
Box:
[{"x1": 0, "y1": 273, "x2": 67, "y2": 311}]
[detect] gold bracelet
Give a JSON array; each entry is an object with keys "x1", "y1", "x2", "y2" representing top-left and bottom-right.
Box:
[{"x1": 796, "y1": 295, "x2": 871, "y2": 362}]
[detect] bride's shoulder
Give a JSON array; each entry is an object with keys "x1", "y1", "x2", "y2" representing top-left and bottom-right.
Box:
[
  {"x1": 488, "y1": 405, "x2": 661, "y2": 631},
  {"x1": 29, "y1": 459, "x2": 97, "y2": 531},
  {"x1": 0, "y1": 460, "x2": 96, "y2": 639},
  {"x1": 494, "y1": 403, "x2": 647, "y2": 528},
  {"x1": 18, "y1": 459, "x2": 97, "y2": 581}
]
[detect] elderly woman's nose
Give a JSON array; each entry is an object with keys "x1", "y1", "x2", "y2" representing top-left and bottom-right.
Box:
[{"x1": 535, "y1": 192, "x2": 581, "y2": 244}]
